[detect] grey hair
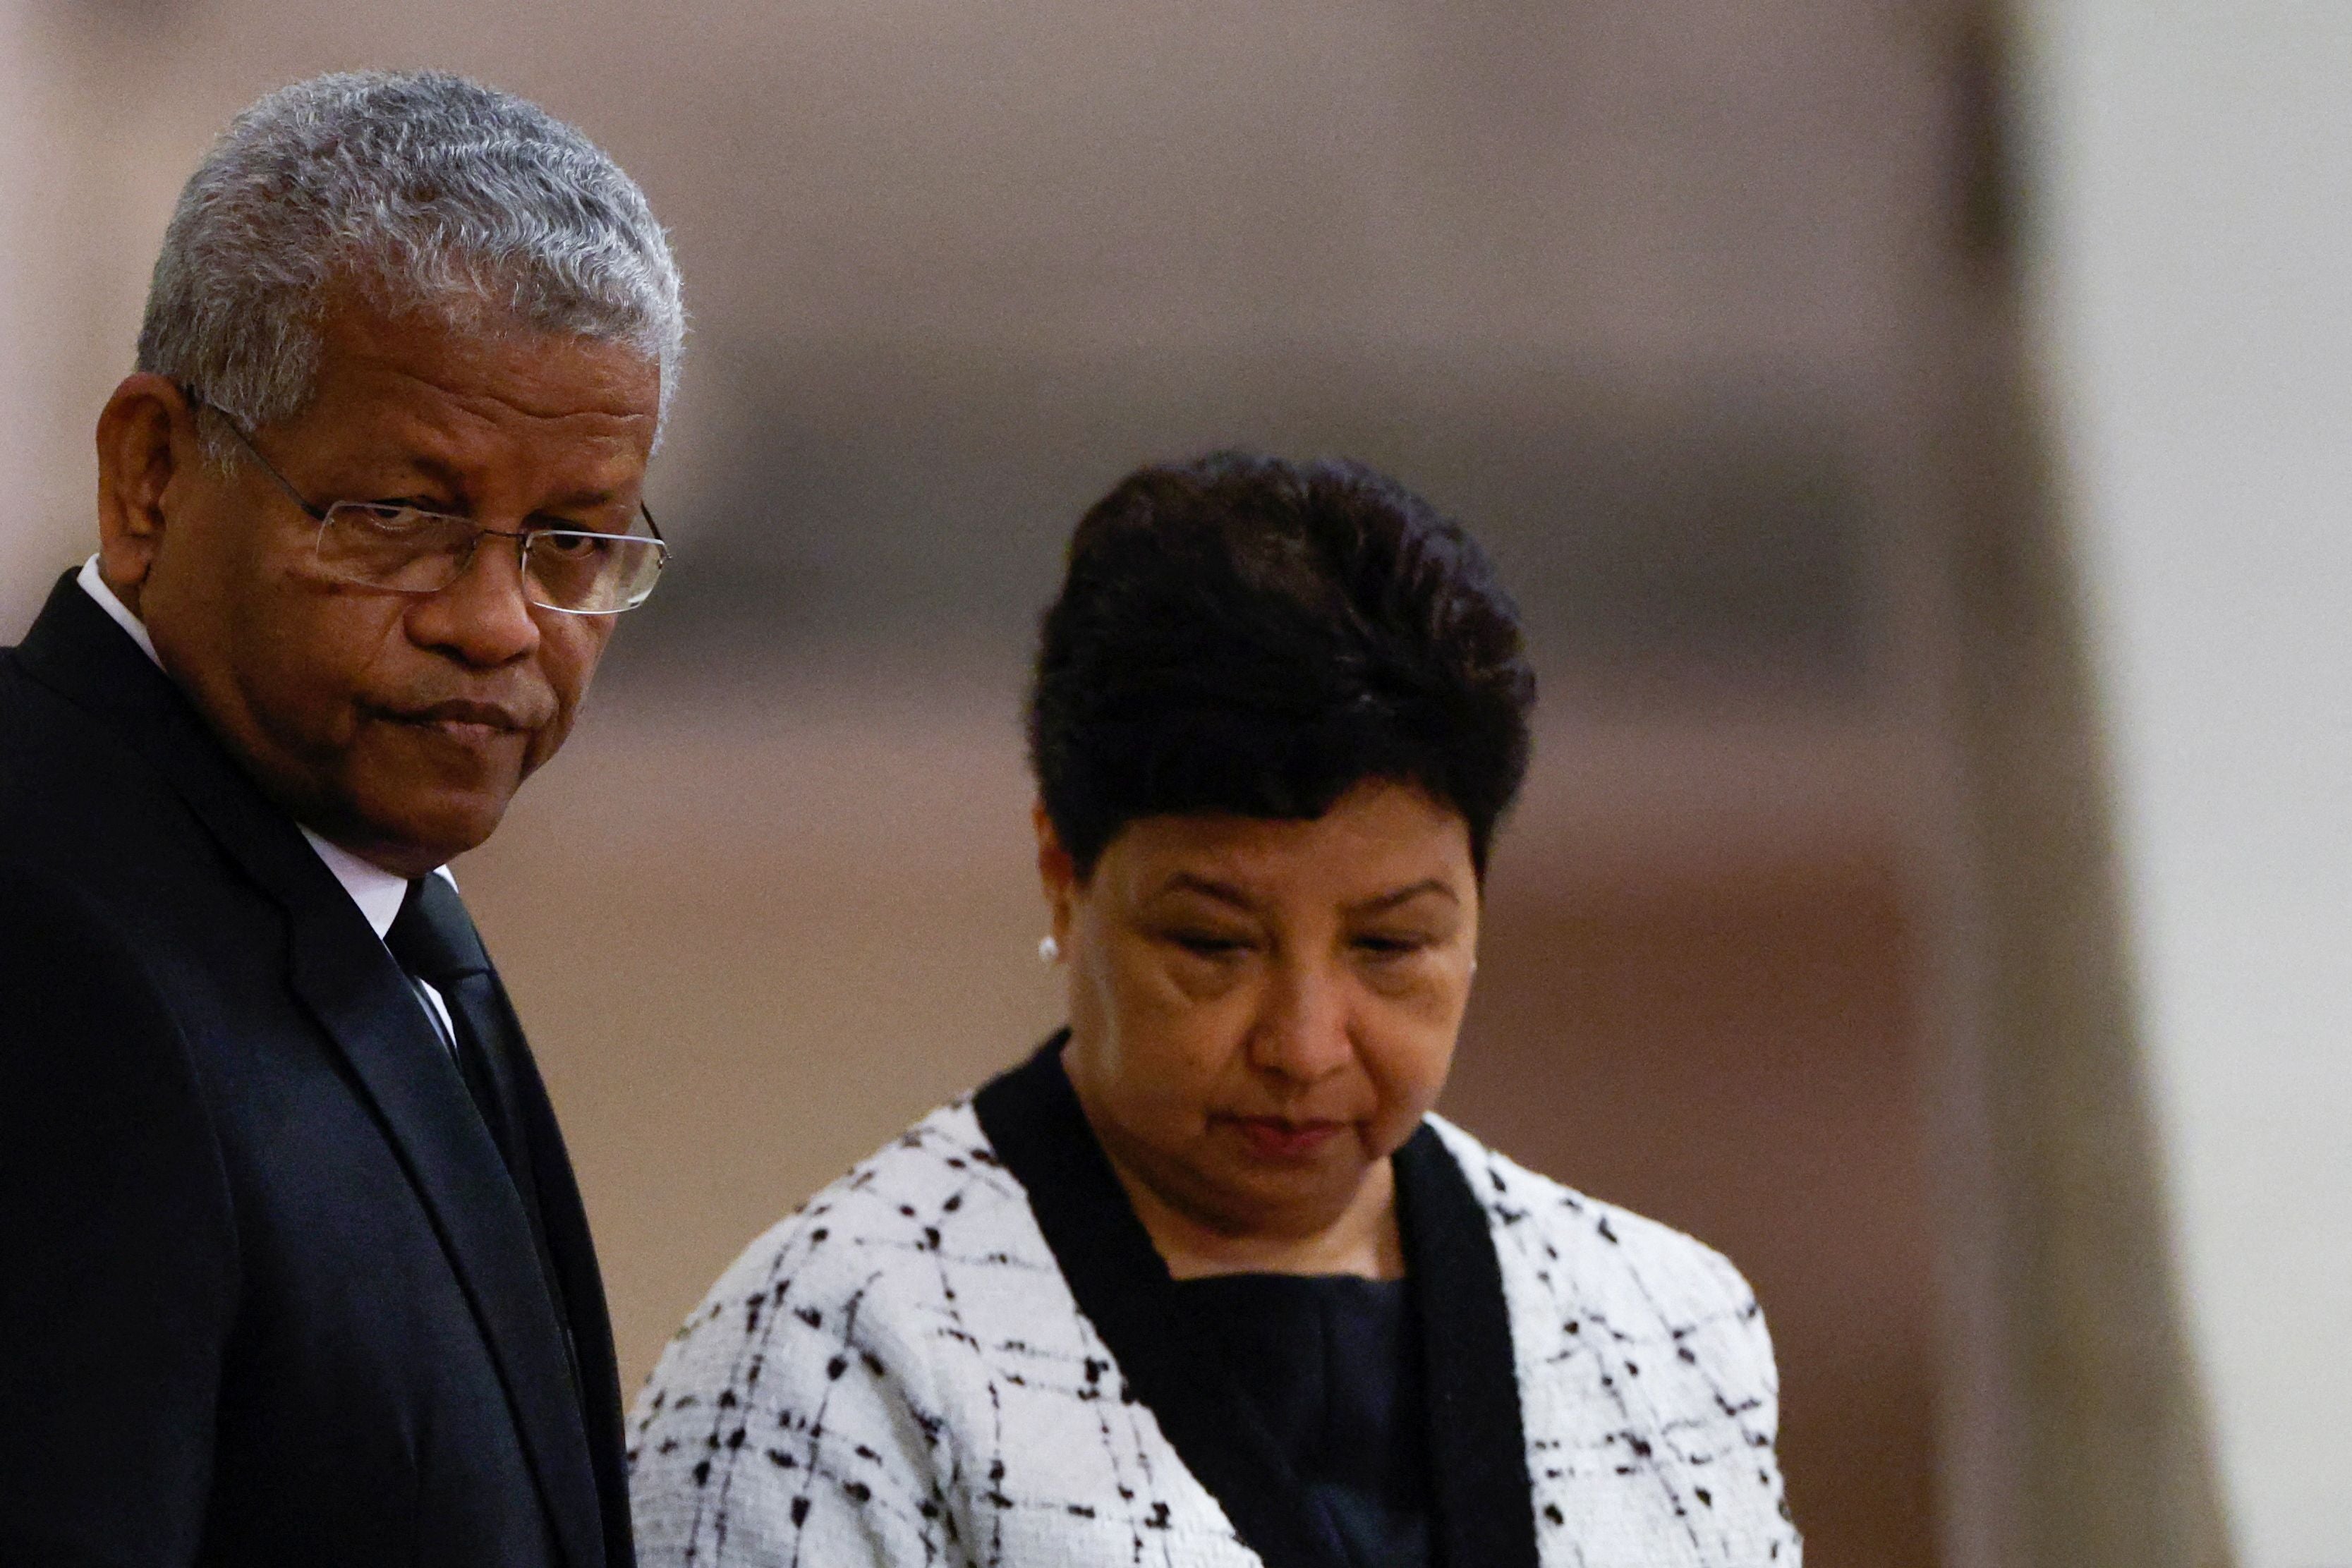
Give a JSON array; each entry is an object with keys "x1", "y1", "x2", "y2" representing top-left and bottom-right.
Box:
[{"x1": 137, "y1": 70, "x2": 684, "y2": 458}]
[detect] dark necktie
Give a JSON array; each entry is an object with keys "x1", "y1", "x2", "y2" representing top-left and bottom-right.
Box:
[{"x1": 383, "y1": 875, "x2": 579, "y2": 1390}]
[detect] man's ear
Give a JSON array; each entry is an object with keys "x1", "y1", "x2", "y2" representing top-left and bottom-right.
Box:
[
  {"x1": 1033, "y1": 800, "x2": 1079, "y2": 951},
  {"x1": 94, "y1": 374, "x2": 200, "y2": 616}
]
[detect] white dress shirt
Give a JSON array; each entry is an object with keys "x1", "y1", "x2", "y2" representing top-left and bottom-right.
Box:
[
  {"x1": 75, "y1": 554, "x2": 158, "y2": 665},
  {"x1": 75, "y1": 557, "x2": 460, "y2": 1047}
]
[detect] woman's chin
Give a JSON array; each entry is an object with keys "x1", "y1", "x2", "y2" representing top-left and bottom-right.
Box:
[{"x1": 1189, "y1": 1158, "x2": 1373, "y2": 1244}]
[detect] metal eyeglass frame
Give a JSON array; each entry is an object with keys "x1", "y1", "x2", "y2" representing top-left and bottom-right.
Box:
[{"x1": 188, "y1": 392, "x2": 669, "y2": 616}]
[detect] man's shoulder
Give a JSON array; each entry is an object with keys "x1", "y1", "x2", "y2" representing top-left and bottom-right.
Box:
[
  {"x1": 0, "y1": 638, "x2": 109, "y2": 776},
  {"x1": 0, "y1": 660, "x2": 297, "y2": 1110},
  {"x1": 0, "y1": 858, "x2": 231, "y2": 1177},
  {"x1": 0, "y1": 859, "x2": 161, "y2": 979},
  {"x1": 0, "y1": 644, "x2": 245, "y2": 919},
  {"x1": 1, "y1": 643, "x2": 169, "y2": 831}
]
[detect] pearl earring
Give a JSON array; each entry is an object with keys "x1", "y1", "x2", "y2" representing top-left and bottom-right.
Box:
[{"x1": 1038, "y1": 935, "x2": 1062, "y2": 964}]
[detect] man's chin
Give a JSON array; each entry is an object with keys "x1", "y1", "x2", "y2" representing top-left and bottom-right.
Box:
[{"x1": 329, "y1": 786, "x2": 516, "y2": 877}]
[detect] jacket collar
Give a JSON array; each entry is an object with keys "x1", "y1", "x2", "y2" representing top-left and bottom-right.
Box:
[
  {"x1": 13, "y1": 571, "x2": 611, "y2": 1568},
  {"x1": 973, "y1": 1033, "x2": 1538, "y2": 1568},
  {"x1": 1393, "y1": 1102, "x2": 1542, "y2": 1568}
]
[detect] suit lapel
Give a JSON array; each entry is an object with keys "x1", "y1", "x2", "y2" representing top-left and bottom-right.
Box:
[
  {"x1": 16, "y1": 575, "x2": 607, "y2": 1568},
  {"x1": 281, "y1": 905, "x2": 607, "y2": 1568},
  {"x1": 974, "y1": 1037, "x2": 1351, "y2": 1568},
  {"x1": 1394, "y1": 1124, "x2": 1541, "y2": 1568},
  {"x1": 485, "y1": 971, "x2": 636, "y2": 1567}
]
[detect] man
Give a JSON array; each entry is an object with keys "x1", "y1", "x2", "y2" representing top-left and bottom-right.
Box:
[{"x1": 0, "y1": 71, "x2": 682, "y2": 1567}]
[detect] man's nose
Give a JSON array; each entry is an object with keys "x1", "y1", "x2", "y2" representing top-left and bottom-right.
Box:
[
  {"x1": 1245, "y1": 959, "x2": 1355, "y2": 1086},
  {"x1": 408, "y1": 532, "x2": 540, "y2": 666}
]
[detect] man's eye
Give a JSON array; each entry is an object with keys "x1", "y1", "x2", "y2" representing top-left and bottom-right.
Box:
[
  {"x1": 535, "y1": 530, "x2": 611, "y2": 560},
  {"x1": 342, "y1": 502, "x2": 477, "y2": 540},
  {"x1": 353, "y1": 502, "x2": 440, "y2": 528}
]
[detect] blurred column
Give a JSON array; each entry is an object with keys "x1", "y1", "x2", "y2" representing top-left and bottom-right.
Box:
[
  {"x1": 1944, "y1": 334, "x2": 2234, "y2": 1568},
  {"x1": 1925, "y1": 8, "x2": 2235, "y2": 1566},
  {"x1": 2015, "y1": 4, "x2": 2352, "y2": 1566}
]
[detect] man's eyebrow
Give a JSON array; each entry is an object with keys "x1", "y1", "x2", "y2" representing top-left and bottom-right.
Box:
[
  {"x1": 333, "y1": 450, "x2": 466, "y2": 504},
  {"x1": 545, "y1": 487, "x2": 622, "y2": 510},
  {"x1": 1349, "y1": 879, "x2": 1459, "y2": 915},
  {"x1": 398, "y1": 453, "x2": 466, "y2": 490},
  {"x1": 353, "y1": 452, "x2": 624, "y2": 514},
  {"x1": 523, "y1": 494, "x2": 629, "y2": 528}
]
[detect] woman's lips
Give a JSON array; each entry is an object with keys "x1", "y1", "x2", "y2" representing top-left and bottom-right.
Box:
[{"x1": 1225, "y1": 1116, "x2": 1347, "y2": 1162}]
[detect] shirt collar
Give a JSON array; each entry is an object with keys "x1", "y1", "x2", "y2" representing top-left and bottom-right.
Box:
[
  {"x1": 75, "y1": 555, "x2": 160, "y2": 669},
  {"x1": 299, "y1": 829, "x2": 414, "y2": 940},
  {"x1": 77, "y1": 555, "x2": 451, "y2": 938}
]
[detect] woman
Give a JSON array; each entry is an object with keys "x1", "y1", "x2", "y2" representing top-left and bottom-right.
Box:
[{"x1": 628, "y1": 454, "x2": 1801, "y2": 1567}]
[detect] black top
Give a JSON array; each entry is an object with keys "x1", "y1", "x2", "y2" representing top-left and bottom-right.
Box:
[
  {"x1": 1177, "y1": 1272, "x2": 1435, "y2": 1568},
  {"x1": 0, "y1": 573, "x2": 630, "y2": 1568},
  {"x1": 972, "y1": 1034, "x2": 1537, "y2": 1568}
]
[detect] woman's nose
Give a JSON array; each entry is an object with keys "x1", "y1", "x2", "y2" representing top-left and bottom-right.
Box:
[{"x1": 1244, "y1": 959, "x2": 1354, "y2": 1085}]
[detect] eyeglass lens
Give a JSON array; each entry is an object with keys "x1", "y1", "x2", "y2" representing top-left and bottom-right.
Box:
[{"x1": 317, "y1": 504, "x2": 664, "y2": 613}]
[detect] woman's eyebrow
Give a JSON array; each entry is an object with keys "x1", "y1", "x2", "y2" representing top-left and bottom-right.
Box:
[
  {"x1": 1155, "y1": 873, "x2": 1256, "y2": 911},
  {"x1": 1350, "y1": 879, "x2": 1460, "y2": 915}
]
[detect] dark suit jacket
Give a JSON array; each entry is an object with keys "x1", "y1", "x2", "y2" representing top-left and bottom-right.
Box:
[{"x1": 0, "y1": 573, "x2": 634, "y2": 1568}]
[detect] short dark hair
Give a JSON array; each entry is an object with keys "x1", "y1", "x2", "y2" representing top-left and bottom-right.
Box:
[{"x1": 1028, "y1": 451, "x2": 1537, "y2": 881}]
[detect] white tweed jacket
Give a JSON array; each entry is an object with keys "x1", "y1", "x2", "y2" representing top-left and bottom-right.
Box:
[{"x1": 629, "y1": 1045, "x2": 1800, "y2": 1568}]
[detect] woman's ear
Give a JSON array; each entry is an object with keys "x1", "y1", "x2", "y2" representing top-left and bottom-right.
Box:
[{"x1": 1033, "y1": 801, "x2": 1077, "y2": 952}]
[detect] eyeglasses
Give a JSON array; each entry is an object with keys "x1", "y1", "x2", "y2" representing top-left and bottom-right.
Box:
[{"x1": 193, "y1": 396, "x2": 669, "y2": 616}]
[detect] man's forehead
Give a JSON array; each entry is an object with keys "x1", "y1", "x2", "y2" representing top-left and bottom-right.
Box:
[{"x1": 308, "y1": 283, "x2": 662, "y2": 429}]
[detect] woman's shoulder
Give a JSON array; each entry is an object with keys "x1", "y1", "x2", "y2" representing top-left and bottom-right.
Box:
[
  {"x1": 1421, "y1": 1114, "x2": 1773, "y2": 1350},
  {"x1": 628, "y1": 1093, "x2": 1062, "y2": 1483},
  {"x1": 660, "y1": 1095, "x2": 1041, "y2": 1336},
  {"x1": 629, "y1": 1095, "x2": 1061, "y2": 1561},
  {"x1": 1417, "y1": 1129, "x2": 1797, "y2": 1558},
  {"x1": 1418, "y1": 1120, "x2": 1795, "y2": 1554}
]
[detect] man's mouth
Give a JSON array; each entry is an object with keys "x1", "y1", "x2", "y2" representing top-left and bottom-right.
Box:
[{"x1": 378, "y1": 699, "x2": 537, "y2": 746}]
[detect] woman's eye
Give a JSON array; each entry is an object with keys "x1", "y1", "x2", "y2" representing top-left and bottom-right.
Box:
[
  {"x1": 1354, "y1": 932, "x2": 1431, "y2": 961},
  {"x1": 1170, "y1": 931, "x2": 1249, "y2": 959}
]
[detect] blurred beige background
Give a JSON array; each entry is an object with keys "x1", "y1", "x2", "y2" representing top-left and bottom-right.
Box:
[{"x1": 10, "y1": 1, "x2": 2338, "y2": 1565}]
